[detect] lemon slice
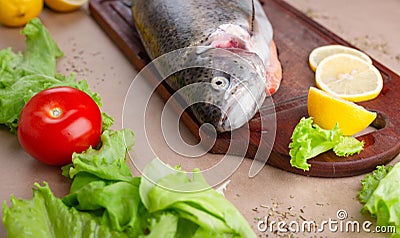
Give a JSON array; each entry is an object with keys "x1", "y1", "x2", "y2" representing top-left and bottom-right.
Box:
[
  {"x1": 44, "y1": 0, "x2": 87, "y2": 12},
  {"x1": 0, "y1": 0, "x2": 43, "y2": 27},
  {"x1": 309, "y1": 45, "x2": 372, "y2": 72},
  {"x1": 315, "y1": 53, "x2": 383, "y2": 102},
  {"x1": 308, "y1": 87, "x2": 377, "y2": 135}
]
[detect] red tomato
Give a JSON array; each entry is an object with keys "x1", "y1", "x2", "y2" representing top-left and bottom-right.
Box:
[{"x1": 17, "y1": 86, "x2": 102, "y2": 166}]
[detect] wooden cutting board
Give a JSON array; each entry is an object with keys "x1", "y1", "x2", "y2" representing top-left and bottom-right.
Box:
[{"x1": 89, "y1": 0, "x2": 400, "y2": 177}]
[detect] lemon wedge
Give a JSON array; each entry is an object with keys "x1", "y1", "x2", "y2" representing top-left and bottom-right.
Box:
[
  {"x1": 0, "y1": 0, "x2": 43, "y2": 27},
  {"x1": 315, "y1": 53, "x2": 383, "y2": 102},
  {"x1": 309, "y1": 45, "x2": 372, "y2": 72},
  {"x1": 44, "y1": 0, "x2": 87, "y2": 12},
  {"x1": 307, "y1": 87, "x2": 377, "y2": 136}
]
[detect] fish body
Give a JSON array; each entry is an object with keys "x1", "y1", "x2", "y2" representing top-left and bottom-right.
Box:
[{"x1": 131, "y1": 0, "x2": 281, "y2": 132}]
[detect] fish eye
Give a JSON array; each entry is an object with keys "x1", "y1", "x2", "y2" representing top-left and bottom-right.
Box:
[{"x1": 211, "y1": 76, "x2": 229, "y2": 90}]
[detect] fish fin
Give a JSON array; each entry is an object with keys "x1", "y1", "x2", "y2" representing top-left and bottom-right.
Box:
[
  {"x1": 265, "y1": 41, "x2": 282, "y2": 95},
  {"x1": 250, "y1": 0, "x2": 255, "y2": 36}
]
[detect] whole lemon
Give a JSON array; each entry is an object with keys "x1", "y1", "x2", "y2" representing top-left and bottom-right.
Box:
[{"x1": 0, "y1": 0, "x2": 44, "y2": 27}]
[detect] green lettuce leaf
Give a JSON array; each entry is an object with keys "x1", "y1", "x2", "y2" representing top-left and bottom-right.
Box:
[
  {"x1": 0, "y1": 18, "x2": 113, "y2": 132},
  {"x1": 61, "y1": 129, "x2": 148, "y2": 236},
  {"x1": 359, "y1": 165, "x2": 393, "y2": 204},
  {"x1": 63, "y1": 178, "x2": 145, "y2": 236},
  {"x1": 140, "y1": 213, "x2": 178, "y2": 238},
  {"x1": 20, "y1": 18, "x2": 64, "y2": 76},
  {"x1": 140, "y1": 159, "x2": 257, "y2": 238},
  {"x1": 289, "y1": 117, "x2": 364, "y2": 171},
  {"x1": 333, "y1": 136, "x2": 365, "y2": 157},
  {"x1": 2, "y1": 182, "x2": 128, "y2": 238},
  {"x1": 63, "y1": 129, "x2": 135, "y2": 183},
  {"x1": 358, "y1": 164, "x2": 400, "y2": 237}
]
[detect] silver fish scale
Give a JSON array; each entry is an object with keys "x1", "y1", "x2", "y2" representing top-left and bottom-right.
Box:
[{"x1": 132, "y1": 0, "x2": 252, "y2": 57}]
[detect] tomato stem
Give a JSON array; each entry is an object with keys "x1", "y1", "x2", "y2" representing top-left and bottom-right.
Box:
[{"x1": 50, "y1": 108, "x2": 62, "y2": 118}]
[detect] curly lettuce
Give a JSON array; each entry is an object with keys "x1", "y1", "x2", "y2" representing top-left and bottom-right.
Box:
[
  {"x1": 0, "y1": 18, "x2": 113, "y2": 132},
  {"x1": 2, "y1": 182, "x2": 129, "y2": 238},
  {"x1": 140, "y1": 159, "x2": 256, "y2": 238},
  {"x1": 359, "y1": 164, "x2": 400, "y2": 237},
  {"x1": 289, "y1": 117, "x2": 364, "y2": 170}
]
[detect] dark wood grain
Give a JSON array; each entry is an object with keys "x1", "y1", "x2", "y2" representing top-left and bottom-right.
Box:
[{"x1": 89, "y1": 0, "x2": 400, "y2": 177}]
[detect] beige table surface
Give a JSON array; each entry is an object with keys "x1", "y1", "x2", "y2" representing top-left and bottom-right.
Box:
[{"x1": 1, "y1": 1, "x2": 400, "y2": 237}]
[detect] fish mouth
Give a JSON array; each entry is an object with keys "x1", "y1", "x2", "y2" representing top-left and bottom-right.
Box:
[
  {"x1": 208, "y1": 47, "x2": 267, "y2": 132},
  {"x1": 217, "y1": 81, "x2": 266, "y2": 132}
]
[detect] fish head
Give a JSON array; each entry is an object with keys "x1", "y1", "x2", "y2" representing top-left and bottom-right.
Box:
[{"x1": 186, "y1": 47, "x2": 267, "y2": 132}]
